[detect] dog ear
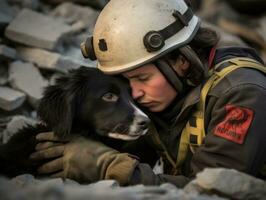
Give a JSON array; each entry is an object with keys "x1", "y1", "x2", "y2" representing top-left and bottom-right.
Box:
[{"x1": 37, "y1": 84, "x2": 75, "y2": 138}]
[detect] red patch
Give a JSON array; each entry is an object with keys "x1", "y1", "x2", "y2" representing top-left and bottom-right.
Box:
[{"x1": 214, "y1": 104, "x2": 254, "y2": 144}]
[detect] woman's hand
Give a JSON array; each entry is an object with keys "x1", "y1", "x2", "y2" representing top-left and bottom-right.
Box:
[{"x1": 30, "y1": 132, "x2": 139, "y2": 185}]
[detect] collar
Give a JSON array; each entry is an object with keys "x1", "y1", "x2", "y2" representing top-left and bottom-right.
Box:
[{"x1": 212, "y1": 46, "x2": 264, "y2": 66}]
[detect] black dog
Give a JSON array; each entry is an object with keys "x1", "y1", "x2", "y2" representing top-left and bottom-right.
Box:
[{"x1": 0, "y1": 67, "x2": 150, "y2": 177}]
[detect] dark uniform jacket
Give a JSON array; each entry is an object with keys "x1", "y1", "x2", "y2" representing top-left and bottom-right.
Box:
[{"x1": 123, "y1": 47, "x2": 266, "y2": 188}]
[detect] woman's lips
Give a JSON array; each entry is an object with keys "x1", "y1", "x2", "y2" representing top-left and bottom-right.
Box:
[{"x1": 140, "y1": 102, "x2": 157, "y2": 107}]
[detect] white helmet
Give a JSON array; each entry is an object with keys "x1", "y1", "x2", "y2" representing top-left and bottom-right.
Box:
[{"x1": 81, "y1": 0, "x2": 200, "y2": 75}]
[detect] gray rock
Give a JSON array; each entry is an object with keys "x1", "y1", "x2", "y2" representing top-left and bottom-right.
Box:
[
  {"x1": 0, "y1": 45, "x2": 17, "y2": 60},
  {"x1": 5, "y1": 8, "x2": 72, "y2": 50},
  {"x1": 2, "y1": 115, "x2": 37, "y2": 143},
  {"x1": 50, "y1": 2, "x2": 99, "y2": 34},
  {"x1": 7, "y1": 0, "x2": 40, "y2": 10},
  {"x1": 184, "y1": 168, "x2": 266, "y2": 200},
  {"x1": 0, "y1": 1, "x2": 16, "y2": 31},
  {"x1": 17, "y1": 46, "x2": 81, "y2": 72},
  {"x1": 8, "y1": 61, "x2": 48, "y2": 107},
  {"x1": 62, "y1": 46, "x2": 96, "y2": 68},
  {"x1": 0, "y1": 176, "x2": 226, "y2": 200},
  {"x1": 0, "y1": 86, "x2": 26, "y2": 111}
]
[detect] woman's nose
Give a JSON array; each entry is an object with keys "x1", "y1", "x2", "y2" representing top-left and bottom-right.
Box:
[{"x1": 130, "y1": 82, "x2": 144, "y2": 100}]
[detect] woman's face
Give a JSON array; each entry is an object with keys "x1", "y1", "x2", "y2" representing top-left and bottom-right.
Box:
[{"x1": 123, "y1": 63, "x2": 177, "y2": 112}]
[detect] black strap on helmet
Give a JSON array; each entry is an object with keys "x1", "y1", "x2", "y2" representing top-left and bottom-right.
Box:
[
  {"x1": 144, "y1": 8, "x2": 194, "y2": 52},
  {"x1": 155, "y1": 59, "x2": 184, "y2": 93},
  {"x1": 179, "y1": 45, "x2": 207, "y2": 85}
]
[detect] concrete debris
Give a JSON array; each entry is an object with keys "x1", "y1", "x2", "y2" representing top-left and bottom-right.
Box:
[
  {"x1": 7, "y1": 0, "x2": 40, "y2": 10},
  {"x1": 0, "y1": 45, "x2": 17, "y2": 60},
  {"x1": 17, "y1": 46, "x2": 81, "y2": 73},
  {"x1": 0, "y1": 86, "x2": 26, "y2": 111},
  {"x1": 184, "y1": 168, "x2": 266, "y2": 200},
  {"x1": 0, "y1": 174, "x2": 227, "y2": 200},
  {"x1": 0, "y1": 1, "x2": 17, "y2": 32},
  {"x1": 50, "y1": 2, "x2": 99, "y2": 34},
  {"x1": 5, "y1": 8, "x2": 72, "y2": 50},
  {"x1": 8, "y1": 61, "x2": 48, "y2": 107}
]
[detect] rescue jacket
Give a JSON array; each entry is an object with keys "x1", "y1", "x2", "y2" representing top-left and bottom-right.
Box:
[{"x1": 124, "y1": 47, "x2": 266, "y2": 187}]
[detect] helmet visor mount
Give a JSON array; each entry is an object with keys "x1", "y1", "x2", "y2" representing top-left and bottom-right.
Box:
[{"x1": 143, "y1": 8, "x2": 194, "y2": 53}]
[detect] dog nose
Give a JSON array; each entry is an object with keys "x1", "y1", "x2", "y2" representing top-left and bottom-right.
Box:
[{"x1": 136, "y1": 116, "x2": 150, "y2": 130}]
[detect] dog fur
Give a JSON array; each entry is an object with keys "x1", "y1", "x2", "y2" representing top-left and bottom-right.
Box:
[{"x1": 0, "y1": 67, "x2": 150, "y2": 178}]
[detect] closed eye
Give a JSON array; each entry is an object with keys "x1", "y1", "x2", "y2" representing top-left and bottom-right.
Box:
[{"x1": 102, "y1": 92, "x2": 119, "y2": 102}]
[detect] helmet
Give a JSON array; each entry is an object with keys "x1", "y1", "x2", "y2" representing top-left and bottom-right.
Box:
[{"x1": 81, "y1": 0, "x2": 200, "y2": 75}]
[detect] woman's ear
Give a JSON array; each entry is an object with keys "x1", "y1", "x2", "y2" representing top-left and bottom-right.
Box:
[{"x1": 173, "y1": 55, "x2": 190, "y2": 76}]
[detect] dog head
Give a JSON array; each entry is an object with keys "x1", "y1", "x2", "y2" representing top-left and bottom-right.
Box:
[{"x1": 37, "y1": 67, "x2": 150, "y2": 141}]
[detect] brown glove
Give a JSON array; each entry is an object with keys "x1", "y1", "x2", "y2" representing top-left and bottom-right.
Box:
[{"x1": 30, "y1": 132, "x2": 139, "y2": 185}]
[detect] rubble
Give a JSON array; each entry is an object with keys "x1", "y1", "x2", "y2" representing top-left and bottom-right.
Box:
[
  {"x1": 8, "y1": 61, "x2": 48, "y2": 107},
  {"x1": 0, "y1": 0, "x2": 265, "y2": 199},
  {"x1": 5, "y1": 8, "x2": 72, "y2": 51},
  {"x1": 0, "y1": 45, "x2": 17, "y2": 60},
  {"x1": 50, "y1": 2, "x2": 99, "y2": 34},
  {"x1": 184, "y1": 168, "x2": 266, "y2": 200},
  {"x1": 0, "y1": 1, "x2": 16, "y2": 31},
  {"x1": 0, "y1": 168, "x2": 265, "y2": 200},
  {"x1": 17, "y1": 46, "x2": 81, "y2": 73},
  {"x1": 0, "y1": 86, "x2": 26, "y2": 111}
]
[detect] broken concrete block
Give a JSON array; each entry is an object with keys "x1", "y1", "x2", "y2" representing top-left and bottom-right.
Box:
[
  {"x1": 0, "y1": 1, "x2": 16, "y2": 32},
  {"x1": 62, "y1": 46, "x2": 96, "y2": 68},
  {"x1": 0, "y1": 45, "x2": 17, "y2": 60},
  {"x1": 8, "y1": 61, "x2": 48, "y2": 107},
  {"x1": 17, "y1": 46, "x2": 81, "y2": 72},
  {"x1": 50, "y1": 2, "x2": 99, "y2": 33},
  {"x1": 5, "y1": 8, "x2": 72, "y2": 50},
  {"x1": 7, "y1": 0, "x2": 40, "y2": 10},
  {"x1": 0, "y1": 86, "x2": 26, "y2": 111},
  {"x1": 184, "y1": 168, "x2": 266, "y2": 200}
]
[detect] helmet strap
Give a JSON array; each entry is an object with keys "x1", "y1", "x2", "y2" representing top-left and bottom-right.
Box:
[
  {"x1": 155, "y1": 59, "x2": 189, "y2": 95},
  {"x1": 144, "y1": 8, "x2": 194, "y2": 52},
  {"x1": 179, "y1": 45, "x2": 207, "y2": 85}
]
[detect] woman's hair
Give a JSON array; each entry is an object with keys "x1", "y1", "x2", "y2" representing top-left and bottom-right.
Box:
[
  {"x1": 189, "y1": 26, "x2": 220, "y2": 62},
  {"x1": 167, "y1": 26, "x2": 220, "y2": 63}
]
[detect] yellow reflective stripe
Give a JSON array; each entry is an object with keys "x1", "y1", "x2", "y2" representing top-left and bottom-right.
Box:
[
  {"x1": 188, "y1": 127, "x2": 201, "y2": 136},
  {"x1": 176, "y1": 124, "x2": 190, "y2": 168}
]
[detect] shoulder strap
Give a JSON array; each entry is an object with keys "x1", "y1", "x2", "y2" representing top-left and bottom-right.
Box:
[{"x1": 176, "y1": 57, "x2": 266, "y2": 169}]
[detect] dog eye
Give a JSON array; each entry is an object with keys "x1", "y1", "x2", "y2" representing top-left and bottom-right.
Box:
[{"x1": 102, "y1": 93, "x2": 119, "y2": 102}]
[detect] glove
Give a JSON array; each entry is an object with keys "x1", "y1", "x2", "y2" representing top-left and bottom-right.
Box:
[{"x1": 30, "y1": 132, "x2": 139, "y2": 185}]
